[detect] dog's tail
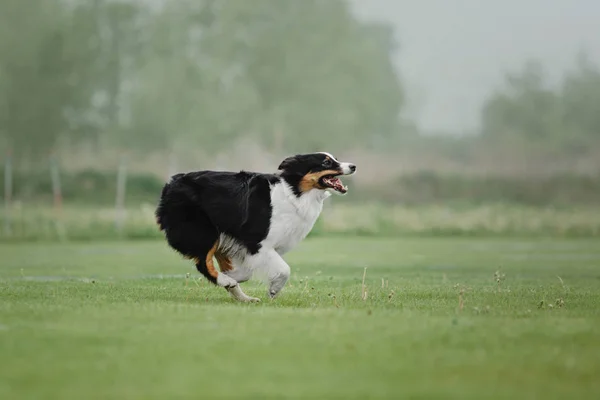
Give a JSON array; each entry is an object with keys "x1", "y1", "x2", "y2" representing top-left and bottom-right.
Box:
[
  {"x1": 155, "y1": 173, "x2": 185, "y2": 230},
  {"x1": 154, "y1": 173, "x2": 229, "y2": 287}
]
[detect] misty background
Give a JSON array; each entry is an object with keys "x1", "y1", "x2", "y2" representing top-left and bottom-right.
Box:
[
  {"x1": 1, "y1": 0, "x2": 600, "y2": 240},
  {"x1": 354, "y1": 0, "x2": 600, "y2": 134}
]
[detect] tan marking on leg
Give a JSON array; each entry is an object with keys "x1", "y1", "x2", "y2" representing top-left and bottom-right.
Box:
[
  {"x1": 204, "y1": 241, "x2": 219, "y2": 280},
  {"x1": 215, "y1": 250, "x2": 233, "y2": 272}
]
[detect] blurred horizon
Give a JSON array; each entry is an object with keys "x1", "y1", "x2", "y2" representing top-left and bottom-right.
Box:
[
  {"x1": 1, "y1": 0, "x2": 600, "y2": 242},
  {"x1": 353, "y1": 0, "x2": 600, "y2": 134}
]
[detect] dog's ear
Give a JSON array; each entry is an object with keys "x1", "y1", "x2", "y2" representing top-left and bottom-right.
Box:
[{"x1": 278, "y1": 155, "x2": 299, "y2": 171}]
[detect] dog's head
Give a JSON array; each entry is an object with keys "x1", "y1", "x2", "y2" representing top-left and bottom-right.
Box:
[{"x1": 277, "y1": 152, "x2": 356, "y2": 196}]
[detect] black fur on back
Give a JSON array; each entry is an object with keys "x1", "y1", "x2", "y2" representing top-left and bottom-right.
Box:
[{"x1": 155, "y1": 171, "x2": 280, "y2": 282}]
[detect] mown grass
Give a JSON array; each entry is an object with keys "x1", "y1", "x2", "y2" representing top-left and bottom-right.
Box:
[
  {"x1": 1, "y1": 237, "x2": 600, "y2": 399},
  {"x1": 2, "y1": 202, "x2": 600, "y2": 242}
]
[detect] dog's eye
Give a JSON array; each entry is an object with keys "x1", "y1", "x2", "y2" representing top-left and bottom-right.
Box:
[{"x1": 322, "y1": 159, "x2": 332, "y2": 168}]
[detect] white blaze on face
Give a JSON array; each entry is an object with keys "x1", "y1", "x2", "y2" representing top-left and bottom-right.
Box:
[
  {"x1": 318, "y1": 151, "x2": 338, "y2": 162},
  {"x1": 318, "y1": 152, "x2": 355, "y2": 175},
  {"x1": 339, "y1": 162, "x2": 355, "y2": 175}
]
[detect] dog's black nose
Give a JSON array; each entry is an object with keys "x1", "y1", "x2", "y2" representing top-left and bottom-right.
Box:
[{"x1": 349, "y1": 164, "x2": 356, "y2": 172}]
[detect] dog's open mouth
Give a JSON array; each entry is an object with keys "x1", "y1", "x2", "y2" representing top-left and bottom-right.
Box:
[{"x1": 320, "y1": 174, "x2": 348, "y2": 194}]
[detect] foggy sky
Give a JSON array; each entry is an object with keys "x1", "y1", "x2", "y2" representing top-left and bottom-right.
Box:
[{"x1": 352, "y1": 0, "x2": 600, "y2": 134}]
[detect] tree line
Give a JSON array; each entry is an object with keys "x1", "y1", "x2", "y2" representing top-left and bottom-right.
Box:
[
  {"x1": 481, "y1": 54, "x2": 600, "y2": 153},
  {"x1": 1, "y1": 0, "x2": 599, "y2": 168},
  {"x1": 0, "y1": 0, "x2": 403, "y2": 164}
]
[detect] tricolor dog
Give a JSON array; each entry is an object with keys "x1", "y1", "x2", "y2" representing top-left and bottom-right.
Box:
[{"x1": 155, "y1": 152, "x2": 356, "y2": 302}]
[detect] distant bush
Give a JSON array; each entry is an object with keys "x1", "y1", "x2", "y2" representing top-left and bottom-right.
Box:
[
  {"x1": 351, "y1": 172, "x2": 600, "y2": 207},
  {"x1": 2, "y1": 168, "x2": 600, "y2": 207},
  {"x1": 0, "y1": 168, "x2": 164, "y2": 205},
  {"x1": 1, "y1": 203, "x2": 599, "y2": 242},
  {"x1": 315, "y1": 203, "x2": 600, "y2": 238}
]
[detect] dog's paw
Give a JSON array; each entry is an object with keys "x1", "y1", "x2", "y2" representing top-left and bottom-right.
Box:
[
  {"x1": 227, "y1": 284, "x2": 260, "y2": 303},
  {"x1": 217, "y1": 273, "x2": 238, "y2": 288}
]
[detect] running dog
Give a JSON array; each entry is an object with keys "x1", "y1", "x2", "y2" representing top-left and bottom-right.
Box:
[{"x1": 155, "y1": 152, "x2": 356, "y2": 302}]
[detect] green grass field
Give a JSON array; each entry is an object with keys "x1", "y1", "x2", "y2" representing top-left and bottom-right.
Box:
[{"x1": 1, "y1": 237, "x2": 600, "y2": 399}]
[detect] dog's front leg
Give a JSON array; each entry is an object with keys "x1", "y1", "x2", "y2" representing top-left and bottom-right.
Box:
[{"x1": 245, "y1": 248, "x2": 291, "y2": 299}]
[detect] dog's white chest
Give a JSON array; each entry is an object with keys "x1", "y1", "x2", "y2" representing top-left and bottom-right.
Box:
[{"x1": 266, "y1": 183, "x2": 329, "y2": 255}]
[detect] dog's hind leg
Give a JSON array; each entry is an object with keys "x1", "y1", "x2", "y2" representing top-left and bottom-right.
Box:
[
  {"x1": 226, "y1": 284, "x2": 260, "y2": 303},
  {"x1": 210, "y1": 246, "x2": 260, "y2": 303},
  {"x1": 196, "y1": 241, "x2": 238, "y2": 289},
  {"x1": 217, "y1": 251, "x2": 253, "y2": 284},
  {"x1": 214, "y1": 250, "x2": 234, "y2": 273},
  {"x1": 215, "y1": 249, "x2": 253, "y2": 283},
  {"x1": 224, "y1": 267, "x2": 253, "y2": 283}
]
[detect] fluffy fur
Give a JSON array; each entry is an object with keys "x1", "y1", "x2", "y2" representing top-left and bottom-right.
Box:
[{"x1": 155, "y1": 152, "x2": 356, "y2": 302}]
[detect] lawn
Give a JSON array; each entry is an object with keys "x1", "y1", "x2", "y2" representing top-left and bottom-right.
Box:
[{"x1": 1, "y1": 237, "x2": 600, "y2": 399}]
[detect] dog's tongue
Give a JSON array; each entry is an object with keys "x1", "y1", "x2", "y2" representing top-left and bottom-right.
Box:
[
  {"x1": 330, "y1": 177, "x2": 342, "y2": 190},
  {"x1": 324, "y1": 177, "x2": 347, "y2": 193}
]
